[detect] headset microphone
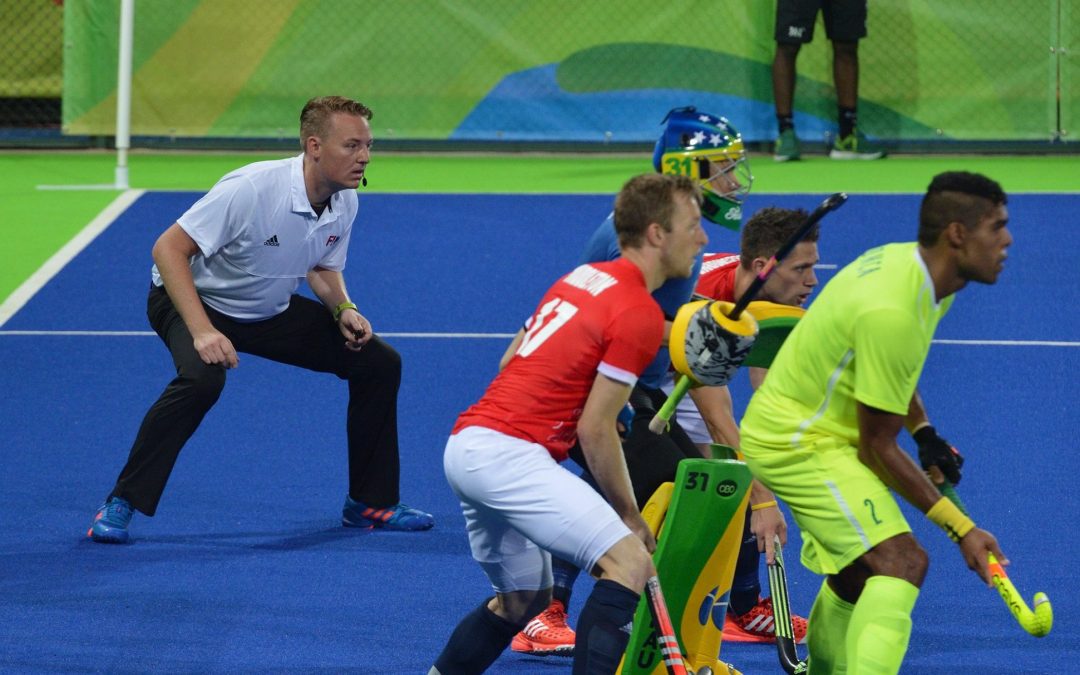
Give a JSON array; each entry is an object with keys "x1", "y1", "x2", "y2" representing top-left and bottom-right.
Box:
[{"x1": 361, "y1": 176, "x2": 367, "y2": 187}]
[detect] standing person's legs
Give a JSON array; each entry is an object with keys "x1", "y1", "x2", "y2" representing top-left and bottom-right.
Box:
[
  {"x1": 512, "y1": 384, "x2": 695, "y2": 657},
  {"x1": 823, "y1": 0, "x2": 867, "y2": 115},
  {"x1": 773, "y1": 0, "x2": 821, "y2": 118},
  {"x1": 772, "y1": 42, "x2": 802, "y2": 123},
  {"x1": 224, "y1": 295, "x2": 414, "y2": 515},
  {"x1": 830, "y1": 538, "x2": 924, "y2": 675},
  {"x1": 823, "y1": 0, "x2": 884, "y2": 159},
  {"x1": 832, "y1": 40, "x2": 859, "y2": 112},
  {"x1": 437, "y1": 427, "x2": 649, "y2": 674},
  {"x1": 742, "y1": 434, "x2": 922, "y2": 673},
  {"x1": 109, "y1": 286, "x2": 228, "y2": 516},
  {"x1": 773, "y1": 0, "x2": 819, "y2": 159}
]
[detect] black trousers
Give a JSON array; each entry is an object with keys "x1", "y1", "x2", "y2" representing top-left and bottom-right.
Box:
[
  {"x1": 109, "y1": 285, "x2": 402, "y2": 516},
  {"x1": 568, "y1": 383, "x2": 760, "y2": 600},
  {"x1": 569, "y1": 384, "x2": 701, "y2": 509}
]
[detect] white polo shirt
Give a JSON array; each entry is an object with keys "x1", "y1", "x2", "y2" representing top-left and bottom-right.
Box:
[{"x1": 152, "y1": 154, "x2": 358, "y2": 321}]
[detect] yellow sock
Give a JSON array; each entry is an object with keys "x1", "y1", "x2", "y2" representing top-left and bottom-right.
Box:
[
  {"x1": 846, "y1": 576, "x2": 919, "y2": 675},
  {"x1": 806, "y1": 579, "x2": 855, "y2": 675}
]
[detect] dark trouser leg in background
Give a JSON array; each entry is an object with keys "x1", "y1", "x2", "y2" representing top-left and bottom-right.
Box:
[
  {"x1": 773, "y1": 42, "x2": 801, "y2": 122},
  {"x1": 729, "y1": 507, "x2": 762, "y2": 616},
  {"x1": 343, "y1": 337, "x2": 401, "y2": 506},
  {"x1": 833, "y1": 40, "x2": 859, "y2": 138}
]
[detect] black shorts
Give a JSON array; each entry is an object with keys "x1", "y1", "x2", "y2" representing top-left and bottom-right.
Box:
[{"x1": 774, "y1": 0, "x2": 867, "y2": 44}]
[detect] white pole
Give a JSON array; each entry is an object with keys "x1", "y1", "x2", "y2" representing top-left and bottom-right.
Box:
[{"x1": 114, "y1": 0, "x2": 134, "y2": 190}]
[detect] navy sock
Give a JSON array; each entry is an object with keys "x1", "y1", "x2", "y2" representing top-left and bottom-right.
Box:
[
  {"x1": 839, "y1": 107, "x2": 857, "y2": 138},
  {"x1": 729, "y1": 509, "x2": 762, "y2": 617},
  {"x1": 777, "y1": 114, "x2": 794, "y2": 134},
  {"x1": 432, "y1": 598, "x2": 522, "y2": 675},
  {"x1": 552, "y1": 556, "x2": 581, "y2": 607},
  {"x1": 572, "y1": 579, "x2": 640, "y2": 675}
]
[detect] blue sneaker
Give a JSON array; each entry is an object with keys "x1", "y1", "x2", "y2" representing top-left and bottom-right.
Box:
[
  {"x1": 342, "y1": 495, "x2": 434, "y2": 531},
  {"x1": 88, "y1": 496, "x2": 134, "y2": 543}
]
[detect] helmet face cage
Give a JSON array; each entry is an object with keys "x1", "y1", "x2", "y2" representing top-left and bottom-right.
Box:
[{"x1": 652, "y1": 107, "x2": 754, "y2": 229}]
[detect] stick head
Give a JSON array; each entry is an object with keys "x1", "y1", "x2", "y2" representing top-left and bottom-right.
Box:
[
  {"x1": 1030, "y1": 592, "x2": 1053, "y2": 637},
  {"x1": 989, "y1": 553, "x2": 1053, "y2": 637},
  {"x1": 670, "y1": 300, "x2": 757, "y2": 386},
  {"x1": 820, "y1": 192, "x2": 848, "y2": 213}
]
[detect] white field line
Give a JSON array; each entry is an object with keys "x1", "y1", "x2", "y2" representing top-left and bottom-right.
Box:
[
  {"x1": 0, "y1": 190, "x2": 145, "y2": 328},
  {"x1": 0, "y1": 330, "x2": 519, "y2": 339},
  {"x1": 0, "y1": 330, "x2": 1074, "y2": 347},
  {"x1": 36, "y1": 184, "x2": 128, "y2": 191}
]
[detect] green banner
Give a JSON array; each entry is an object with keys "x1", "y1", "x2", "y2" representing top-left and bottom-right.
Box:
[{"x1": 61, "y1": 0, "x2": 1076, "y2": 143}]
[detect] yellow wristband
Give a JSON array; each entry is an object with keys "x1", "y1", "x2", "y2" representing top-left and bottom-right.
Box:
[
  {"x1": 926, "y1": 496, "x2": 976, "y2": 542},
  {"x1": 333, "y1": 301, "x2": 358, "y2": 322},
  {"x1": 750, "y1": 500, "x2": 778, "y2": 512}
]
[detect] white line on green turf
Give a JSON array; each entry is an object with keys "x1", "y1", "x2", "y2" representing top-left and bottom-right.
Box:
[
  {"x1": 36, "y1": 184, "x2": 129, "y2": 191},
  {"x1": 0, "y1": 190, "x2": 145, "y2": 328}
]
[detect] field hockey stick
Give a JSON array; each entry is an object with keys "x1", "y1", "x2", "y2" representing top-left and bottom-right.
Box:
[
  {"x1": 643, "y1": 575, "x2": 690, "y2": 675},
  {"x1": 767, "y1": 535, "x2": 808, "y2": 675},
  {"x1": 928, "y1": 466, "x2": 1053, "y2": 637},
  {"x1": 649, "y1": 193, "x2": 848, "y2": 434}
]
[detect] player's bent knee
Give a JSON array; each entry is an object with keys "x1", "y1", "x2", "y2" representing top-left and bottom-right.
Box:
[
  {"x1": 865, "y1": 534, "x2": 929, "y2": 586},
  {"x1": 345, "y1": 336, "x2": 401, "y2": 382},
  {"x1": 180, "y1": 362, "x2": 226, "y2": 404},
  {"x1": 593, "y1": 534, "x2": 655, "y2": 592}
]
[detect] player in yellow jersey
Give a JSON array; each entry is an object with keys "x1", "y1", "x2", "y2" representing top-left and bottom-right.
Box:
[{"x1": 740, "y1": 171, "x2": 1012, "y2": 674}]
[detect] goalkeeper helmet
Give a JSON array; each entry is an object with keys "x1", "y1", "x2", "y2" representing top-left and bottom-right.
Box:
[{"x1": 652, "y1": 106, "x2": 752, "y2": 230}]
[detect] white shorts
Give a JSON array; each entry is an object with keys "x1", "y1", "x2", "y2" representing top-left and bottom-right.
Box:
[
  {"x1": 659, "y1": 375, "x2": 711, "y2": 445},
  {"x1": 444, "y1": 425, "x2": 633, "y2": 593}
]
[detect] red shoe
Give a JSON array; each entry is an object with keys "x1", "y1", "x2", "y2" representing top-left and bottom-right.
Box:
[
  {"x1": 510, "y1": 600, "x2": 575, "y2": 656},
  {"x1": 722, "y1": 596, "x2": 808, "y2": 644}
]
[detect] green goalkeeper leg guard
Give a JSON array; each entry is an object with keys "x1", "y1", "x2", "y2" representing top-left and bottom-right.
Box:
[
  {"x1": 845, "y1": 576, "x2": 919, "y2": 675},
  {"x1": 806, "y1": 578, "x2": 855, "y2": 675},
  {"x1": 619, "y1": 458, "x2": 751, "y2": 674}
]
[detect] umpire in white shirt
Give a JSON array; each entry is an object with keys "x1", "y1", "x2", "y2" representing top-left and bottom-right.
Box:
[{"x1": 87, "y1": 96, "x2": 434, "y2": 544}]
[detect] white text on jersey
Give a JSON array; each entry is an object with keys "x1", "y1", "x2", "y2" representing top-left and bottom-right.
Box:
[{"x1": 562, "y1": 265, "x2": 617, "y2": 297}]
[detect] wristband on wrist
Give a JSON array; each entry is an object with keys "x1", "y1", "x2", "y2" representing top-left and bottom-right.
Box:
[
  {"x1": 926, "y1": 496, "x2": 975, "y2": 542},
  {"x1": 910, "y1": 421, "x2": 932, "y2": 437},
  {"x1": 333, "y1": 301, "x2": 358, "y2": 322},
  {"x1": 750, "y1": 500, "x2": 778, "y2": 511}
]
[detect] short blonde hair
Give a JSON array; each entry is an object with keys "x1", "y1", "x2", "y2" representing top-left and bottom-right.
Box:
[
  {"x1": 614, "y1": 173, "x2": 702, "y2": 249},
  {"x1": 299, "y1": 96, "x2": 373, "y2": 148}
]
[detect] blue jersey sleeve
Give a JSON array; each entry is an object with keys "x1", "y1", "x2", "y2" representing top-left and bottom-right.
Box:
[{"x1": 580, "y1": 213, "x2": 622, "y2": 264}]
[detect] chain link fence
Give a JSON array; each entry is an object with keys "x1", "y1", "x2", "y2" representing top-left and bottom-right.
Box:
[{"x1": 1, "y1": 0, "x2": 63, "y2": 131}]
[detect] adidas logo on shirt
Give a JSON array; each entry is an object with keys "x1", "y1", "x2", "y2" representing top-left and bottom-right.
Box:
[{"x1": 263, "y1": 235, "x2": 279, "y2": 247}]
